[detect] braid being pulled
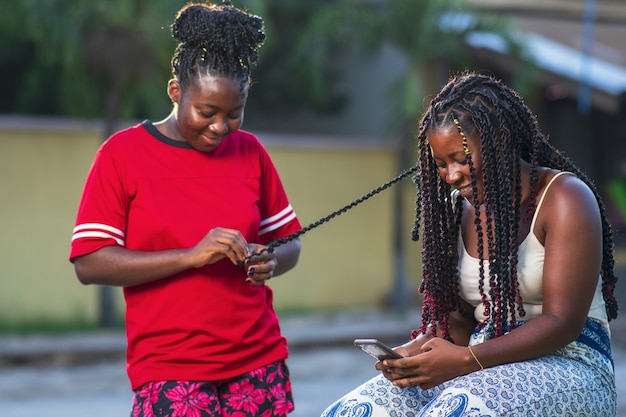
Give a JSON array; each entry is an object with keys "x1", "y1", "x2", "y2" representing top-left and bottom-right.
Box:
[{"x1": 413, "y1": 72, "x2": 619, "y2": 342}]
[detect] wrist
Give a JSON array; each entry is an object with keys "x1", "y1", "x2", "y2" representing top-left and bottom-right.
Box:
[
  {"x1": 467, "y1": 345, "x2": 484, "y2": 371},
  {"x1": 181, "y1": 247, "x2": 204, "y2": 269}
]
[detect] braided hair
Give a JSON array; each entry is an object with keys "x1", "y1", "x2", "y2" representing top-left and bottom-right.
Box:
[
  {"x1": 170, "y1": 1, "x2": 265, "y2": 93},
  {"x1": 413, "y1": 72, "x2": 619, "y2": 340}
]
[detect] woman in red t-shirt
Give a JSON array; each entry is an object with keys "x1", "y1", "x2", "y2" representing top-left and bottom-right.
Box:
[{"x1": 70, "y1": 2, "x2": 302, "y2": 415}]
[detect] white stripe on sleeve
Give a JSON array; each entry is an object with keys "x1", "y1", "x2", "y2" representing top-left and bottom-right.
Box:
[
  {"x1": 259, "y1": 205, "x2": 296, "y2": 236},
  {"x1": 72, "y1": 223, "x2": 125, "y2": 246}
]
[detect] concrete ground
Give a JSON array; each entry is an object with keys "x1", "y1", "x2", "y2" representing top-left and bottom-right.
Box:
[{"x1": 1, "y1": 308, "x2": 626, "y2": 416}]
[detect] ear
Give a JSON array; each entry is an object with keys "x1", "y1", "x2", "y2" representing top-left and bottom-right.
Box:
[{"x1": 167, "y1": 79, "x2": 181, "y2": 104}]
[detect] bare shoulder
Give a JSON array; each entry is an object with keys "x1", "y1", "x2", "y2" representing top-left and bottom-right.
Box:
[
  {"x1": 543, "y1": 172, "x2": 597, "y2": 210},
  {"x1": 537, "y1": 171, "x2": 601, "y2": 239}
]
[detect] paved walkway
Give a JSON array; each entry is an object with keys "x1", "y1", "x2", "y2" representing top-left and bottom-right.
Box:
[
  {"x1": 0, "y1": 308, "x2": 420, "y2": 368},
  {"x1": 0, "y1": 307, "x2": 625, "y2": 415}
]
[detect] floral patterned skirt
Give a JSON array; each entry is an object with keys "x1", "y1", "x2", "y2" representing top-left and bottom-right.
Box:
[
  {"x1": 321, "y1": 319, "x2": 616, "y2": 417},
  {"x1": 131, "y1": 359, "x2": 294, "y2": 417}
]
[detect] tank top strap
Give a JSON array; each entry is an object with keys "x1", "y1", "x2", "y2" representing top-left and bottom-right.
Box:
[{"x1": 529, "y1": 171, "x2": 574, "y2": 232}]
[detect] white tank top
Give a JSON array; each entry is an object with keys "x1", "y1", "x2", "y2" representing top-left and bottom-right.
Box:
[{"x1": 457, "y1": 172, "x2": 609, "y2": 332}]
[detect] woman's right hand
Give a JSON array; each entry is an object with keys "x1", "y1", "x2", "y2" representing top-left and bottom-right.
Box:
[
  {"x1": 187, "y1": 227, "x2": 250, "y2": 268},
  {"x1": 374, "y1": 337, "x2": 427, "y2": 379},
  {"x1": 73, "y1": 227, "x2": 250, "y2": 287}
]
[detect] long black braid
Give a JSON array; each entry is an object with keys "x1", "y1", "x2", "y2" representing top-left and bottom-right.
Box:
[
  {"x1": 241, "y1": 164, "x2": 419, "y2": 266},
  {"x1": 413, "y1": 72, "x2": 618, "y2": 340},
  {"x1": 170, "y1": 1, "x2": 265, "y2": 93}
]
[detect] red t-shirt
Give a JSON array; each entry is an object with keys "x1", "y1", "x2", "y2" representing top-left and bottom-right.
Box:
[{"x1": 70, "y1": 121, "x2": 301, "y2": 390}]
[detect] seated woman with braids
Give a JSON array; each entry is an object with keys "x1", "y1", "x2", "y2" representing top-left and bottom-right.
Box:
[
  {"x1": 321, "y1": 72, "x2": 618, "y2": 416},
  {"x1": 69, "y1": 2, "x2": 301, "y2": 415}
]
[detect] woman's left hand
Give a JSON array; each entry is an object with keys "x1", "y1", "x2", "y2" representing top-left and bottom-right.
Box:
[
  {"x1": 377, "y1": 338, "x2": 479, "y2": 390},
  {"x1": 244, "y1": 243, "x2": 277, "y2": 285}
]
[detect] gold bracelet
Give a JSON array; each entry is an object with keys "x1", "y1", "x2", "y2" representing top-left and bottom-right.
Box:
[{"x1": 468, "y1": 345, "x2": 484, "y2": 370}]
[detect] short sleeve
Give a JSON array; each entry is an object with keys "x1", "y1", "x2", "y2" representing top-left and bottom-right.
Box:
[
  {"x1": 256, "y1": 144, "x2": 301, "y2": 245},
  {"x1": 69, "y1": 138, "x2": 131, "y2": 261}
]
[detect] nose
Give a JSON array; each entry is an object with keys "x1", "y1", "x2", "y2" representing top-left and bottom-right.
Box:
[
  {"x1": 209, "y1": 119, "x2": 228, "y2": 135},
  {"x1": 445, "y1": 165, "x2": 462, "y2": 184}
]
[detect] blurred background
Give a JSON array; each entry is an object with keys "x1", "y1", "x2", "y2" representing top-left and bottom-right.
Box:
[{"x1": 1, "y1": 0, "x2": 625, "y2": 331}]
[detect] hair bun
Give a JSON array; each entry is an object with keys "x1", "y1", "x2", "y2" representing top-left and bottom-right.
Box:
[
  {"x1": 171, "y1": 5, "x2": 211, "y2": 46},
  {"x1": 170, "y1": 2, "x2": 266, "y2": 85},
  {"x1": 171, "y1": 3, "x2": 265, "y2": 52}
]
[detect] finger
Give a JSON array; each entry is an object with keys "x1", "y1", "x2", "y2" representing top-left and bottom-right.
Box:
[
  {"x1": 246, "y1": 266, "x2": 273, "y2": 284},
  {"x1": 381, "y1": 356, "x2": 403, "y2": 366},
  {"x1": 381, "y1": 368, "x2": 399, "y2": 380},
  {"x1": 220, "y1": 243, "x2": 248, "y2": 266},
  {"x1": 246, "y1": 256, "x2": 275, "y2": 276},
  {"x1": 229, "y1": 237, "x2": 250, "y2": 261},
  {"x1": 247, "y1": 251, "x2": 274, "y2": 265},
  {"x1": 394, "y1": 377, "x2": 419, "y2": 389},
  {"x1": 380, "y1": 370, "x2": 394, "y2": 381},
  {"x1": 386, "y1": 365, "x2": 419, "y2": 379},
  {"x1": 214, "y1": 231, "x2": 249, "y2": 263},
  {"x1": 420, "y1": 341, "x2": 434, "y2": 353}
]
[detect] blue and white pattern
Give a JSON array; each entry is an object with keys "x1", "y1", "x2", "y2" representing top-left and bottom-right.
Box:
[{"x1": 321, "y1": 321, "x2": 616, "y2": 417}]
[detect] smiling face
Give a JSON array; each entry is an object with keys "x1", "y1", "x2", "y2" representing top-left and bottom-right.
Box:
[
  {"x1": 168, "y1": 74, "x2": 248, "y2": 152},
  {"x1": 428, "y1": 124, "x2": 484, "y2": 205}
]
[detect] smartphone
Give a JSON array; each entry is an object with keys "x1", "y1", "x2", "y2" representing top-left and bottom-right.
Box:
[{"x1": 354, "y1": 338, "x2": 402, "y2": 360}]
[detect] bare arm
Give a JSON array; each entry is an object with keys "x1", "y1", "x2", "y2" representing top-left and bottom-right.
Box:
[
  {"x1": 73, "y1": 227, "x2": 251, "y2": 287},
  {"x1": 468, "y1": 174, "x2": 602, "y2": 367},
  {"x1": 272, "y1": 237, "x2": 301, "y2": 276}
]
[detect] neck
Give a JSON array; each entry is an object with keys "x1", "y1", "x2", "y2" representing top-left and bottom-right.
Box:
[{"x1": 155, "y1": 111, "x2": 185, "y2": 142}]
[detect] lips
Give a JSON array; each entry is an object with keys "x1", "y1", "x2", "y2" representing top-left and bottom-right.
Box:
[
  {"x1": 202, "y1": 134, "x2": 220, "y2": 142},
  {"x1": 201, "y1": 134, "x2": 222, "y2": 147},
  {"x1": 457, "y1": 185, "x2": 472, "y2": 198}
]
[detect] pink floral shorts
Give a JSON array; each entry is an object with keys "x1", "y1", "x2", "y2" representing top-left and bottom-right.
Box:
[{"x1": 131, "y1": 360, "x2": 294, "y2": 417}]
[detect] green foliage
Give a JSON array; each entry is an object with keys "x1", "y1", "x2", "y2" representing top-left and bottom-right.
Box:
[
  {"x1": 0, "y1": 0, "x2": 536, "y2": 125},
  {"x1": 377, "y1": 0, "x2": 536, "y2": 118},
  {"x1": 247, "y1": 0, "x2": 537, "y2": 131},
  {"x1": 244, "y1": 0, "x2": 379, "y2": 114},
  {"x1": 1, "y1": 0, "x2": 179, "y2": 119}
]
